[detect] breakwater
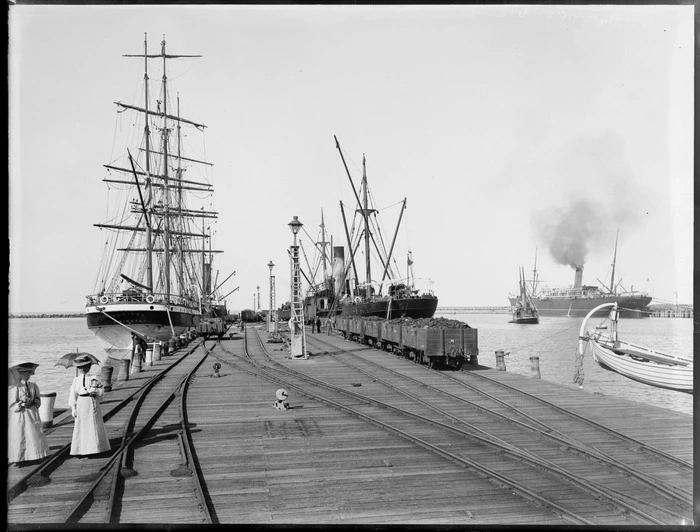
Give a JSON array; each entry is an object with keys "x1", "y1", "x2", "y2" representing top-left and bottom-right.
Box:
[{"x1": 9, "y1": 313, "x2": 83, "y2": 319}]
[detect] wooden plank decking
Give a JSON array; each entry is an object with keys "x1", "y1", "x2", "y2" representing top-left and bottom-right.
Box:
[{"x1": 7, "y1": 325, "x2": 694, "y2": 526}]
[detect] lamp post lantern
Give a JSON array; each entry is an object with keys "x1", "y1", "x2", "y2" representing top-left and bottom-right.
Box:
[{"x1": 288, "y1": 216, "x2": 307, "y2": 359}]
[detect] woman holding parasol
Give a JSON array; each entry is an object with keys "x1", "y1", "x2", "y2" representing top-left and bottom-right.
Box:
[
  {"x1": 67, "y1": 354, "x2": 110, "y2": 457},
  {"x1": 8, "y1": 362, "x2": 50, "y2": 464}
]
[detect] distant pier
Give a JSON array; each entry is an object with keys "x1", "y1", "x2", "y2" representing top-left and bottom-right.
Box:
[
  {"x1": 437, "y1": 306, "x2": 510, "y2": 314},
  {"x1": 649, "y1": 308, "x2": 693, "y2": 318},
  {"x1": 436, "y1": 306, "x2": 693, "y2": 318}
]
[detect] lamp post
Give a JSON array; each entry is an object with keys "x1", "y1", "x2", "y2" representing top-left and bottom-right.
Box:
[
  {"x1": 288, "y1": 216, "x2": 307, "y2": 359},
  {"x1": 267, "y1": 261, "x2": 276, "y2": 334}
]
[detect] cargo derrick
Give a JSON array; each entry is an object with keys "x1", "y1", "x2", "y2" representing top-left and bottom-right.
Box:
[{"x1": 336, "y1": 316, "x2": 479, "y2": 370}]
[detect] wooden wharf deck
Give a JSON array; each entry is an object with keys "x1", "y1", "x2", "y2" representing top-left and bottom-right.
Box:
[{"x1": 6, "y1": 324, "x2": 694, "y2": 526}]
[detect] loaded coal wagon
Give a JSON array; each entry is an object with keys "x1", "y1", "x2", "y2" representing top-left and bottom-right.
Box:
[{"x1": 335, "y1": 316, "x2": 478, "y2": 370}]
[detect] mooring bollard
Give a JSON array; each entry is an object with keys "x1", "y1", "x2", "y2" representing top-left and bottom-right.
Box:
[
  {"x1": 118, "y1": 358, "x2": 131, "y2": 381},
  {"x1": 495, "y1": 350, "x2": 507, "y2": 371},
  {"x1": 39, "y1": 392, "x2": 57, "y2": 429},
  {"x1": 153, "y1": 341, "x2": 162, "y2": 362},
  {"x1": 145, "y1": 345, "x2": 154, "y2": 367},
  {"x1": 100, "y1": 365, "x2": 114, "y2": 392},
  {"x1": 529, "y1": 356, "x2": 541, "y2": 379},
  {"x1": 131, "y1": 353, "x2": 142, "y2": 374}
]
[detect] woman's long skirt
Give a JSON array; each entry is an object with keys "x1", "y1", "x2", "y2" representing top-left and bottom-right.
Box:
[
  {"x1": 70, "y1": 396, "x2": 110, "y2": 455},
  {"x1": 8, "y1": 407, "x2": 49, "y2": 463}
]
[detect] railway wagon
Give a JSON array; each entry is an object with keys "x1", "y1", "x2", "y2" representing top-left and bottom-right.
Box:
[
  {"x1": 347, "y1": 317, "x2": 365, "y2": 342},
  {"x1": 380, "y1": 321, "x2": 402, "y2": 350},
  {"x1": 336, "y1": 316, "x2": 478, "y2": 370},
  {"x1": 401, "y1": 326, "x2": 479, "y2": 369},
  {"x1": 363, "y1": 319, "x2": 383, "y2": 347}
]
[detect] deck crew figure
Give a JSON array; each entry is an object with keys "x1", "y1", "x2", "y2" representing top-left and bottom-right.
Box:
[
  {"x1": 68, "y1": 355, "x2": 110, "y2": 457},
  {"x1": 8, "y1": 362, "x2": 50, "y2": 464}
]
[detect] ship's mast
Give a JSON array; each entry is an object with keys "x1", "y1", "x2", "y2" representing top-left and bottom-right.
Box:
[
  {"x1": 176, "y1": 94, "x2": 184, "y2": 295},
  {"x1": 160, "y1": 37, "x2": 172, "y2": 301},
  {"x1": 318, "y1": 210, "x2": 329, "y2": 280},
  {"x1": 142, "y1": 34, "x2": 154, "y2": 293},
  {"x1": 530, "y1": 247, "x2": 539, "y2": 297},
  {"x1": 610, "y1": 228, "x2": 619, "y2": 294},
  {"x1": 361, "y1": 155, "x2": 372, "y2": 287}
]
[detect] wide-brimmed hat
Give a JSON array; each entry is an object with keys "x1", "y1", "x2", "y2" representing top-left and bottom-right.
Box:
[
  {"x1": 10, "y1": 362, "x2": 39, "y2": 375},
  {"x1": 74, "y1": 355, "x2": 95, "y2": 368}
]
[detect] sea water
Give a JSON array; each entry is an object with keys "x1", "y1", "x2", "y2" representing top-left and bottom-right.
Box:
[
  {"x1": 438, "y1": 312, "x2": 693, "y2": 416},
  {"x1": 9, "y1": 318, "x2": 107, "y2": 408},
  {"x1": 8, "y1": 314, "x2": 694, "y2": 415}
]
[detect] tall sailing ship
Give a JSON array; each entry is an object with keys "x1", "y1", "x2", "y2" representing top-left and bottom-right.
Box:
[
  {"x1": 509, "y1": 232, "x2": 652, "y2": 319},
  {"x1": 303, "y1": 136, "x2": 438, "y2": 321},
  {"x1": 85, "y1": 35, "x2": 222, "y2": 357}
]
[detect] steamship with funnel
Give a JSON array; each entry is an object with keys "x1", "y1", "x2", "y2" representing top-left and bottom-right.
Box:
[
  {"x1": 85, "y1": 35, "x2": 224, "y2": 358},
  {"x1": 303, "y1": 136, "x2": 438, "y2": 321},
  {"x1": 509, "y1": 234, "x2": 652, "y2": 319}
]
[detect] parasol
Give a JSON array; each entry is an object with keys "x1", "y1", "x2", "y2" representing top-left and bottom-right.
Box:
[
  {"x1": 8, "y1": 360, "x2": 40, "y2": 386},
  {"x1": 55, "y1": 351, "x2": 101, "y2": 369}
]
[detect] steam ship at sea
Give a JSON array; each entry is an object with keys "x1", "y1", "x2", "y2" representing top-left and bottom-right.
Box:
[
  {"x1": 509, "y1": 234, "x2": 652, "y2": 319},
  {"x1": 303, "y1": 136, "x2": 438, "y2": 321},
  {"x1": 85, "y1": 35, "x2": 225, "y2": 357}
]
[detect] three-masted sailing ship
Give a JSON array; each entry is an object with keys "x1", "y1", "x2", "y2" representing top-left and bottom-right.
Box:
[{"x1": 85, "y1": 35, "x2": 222, "y2": 357}]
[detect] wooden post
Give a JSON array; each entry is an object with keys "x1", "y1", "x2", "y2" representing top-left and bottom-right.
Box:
[
  {"x1": 495, "y1": 350, "x2": 506, "y2": 371},
  {"x1": 100, "y1": 365, "x2": 114, "y2": 391},
  {"x1": 39, "y1": 392, "x2": 57, "y2": 429},
  {"x1": 118, "y1": 358, "x2": 131, "y2": 381}
]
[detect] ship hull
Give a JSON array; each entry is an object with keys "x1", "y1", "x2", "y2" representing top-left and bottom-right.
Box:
[
  {"x1": 508, "y1": 295, "x2": 652, "y2": 318},
  {"x1": 86, "y1": 302, "x2": 200, "y2": 358},
  {"x1": 339, "y1": 295, "x2": 439, "y2": 319},
  {"x1": 510, "y1": 316, "x2": 539, "y2": 324}
]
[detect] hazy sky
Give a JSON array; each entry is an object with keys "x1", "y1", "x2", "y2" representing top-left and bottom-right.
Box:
[{"x1": 8, "y1": 4, "x2": 694, "y2": 313}]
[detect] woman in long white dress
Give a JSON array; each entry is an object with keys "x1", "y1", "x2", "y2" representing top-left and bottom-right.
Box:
[
  {"x1": 68, "y1": 355, "x2": 110, "y2": 456},
  {"x1": 8, "y1": 362, "x2": 50, "y2": 464}
]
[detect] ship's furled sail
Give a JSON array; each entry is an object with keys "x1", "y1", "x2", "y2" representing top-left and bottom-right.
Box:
[{"x1": 85, "y1": 35, "x2": 222, "y2": 358}]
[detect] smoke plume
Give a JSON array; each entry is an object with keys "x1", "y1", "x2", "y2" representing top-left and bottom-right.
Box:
[
  {"x1": 531, "y1": 131, "x2": 648, "y2": 271},
  {"x1": 534, "y1": 200, "x2": 606, "y2": 269}
]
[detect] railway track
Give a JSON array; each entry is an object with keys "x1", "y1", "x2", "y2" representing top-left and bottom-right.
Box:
[
  {"x1": 8, "y1": 325, "x2": 690, "y2": 525},
  {"x1": 7, "y1": 339, "x2": 216, "y2": 525},
  {"x1": 206, "y1": 327, "x2": 690, "y2": 525},
  {"x1": 306, "y1": 334, "x2": 693, "y2": 520}
]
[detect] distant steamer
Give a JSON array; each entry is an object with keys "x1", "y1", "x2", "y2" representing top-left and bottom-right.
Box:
[{"x1": 509, "y1": 233, "x2": 652, "y2": 319}]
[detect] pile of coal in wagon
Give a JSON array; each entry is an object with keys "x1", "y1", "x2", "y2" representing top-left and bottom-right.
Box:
[{"x1": 386, "y1": 316, "x2": 472, "y2": 329}]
